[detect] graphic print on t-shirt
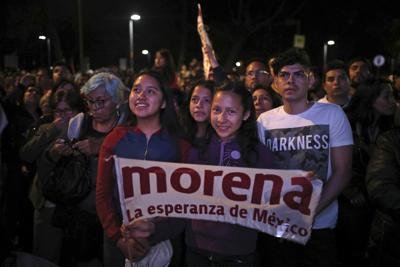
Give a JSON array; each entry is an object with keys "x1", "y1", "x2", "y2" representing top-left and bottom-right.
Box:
[{"x1": 264, "y1": 125, "x2": 329, "y2": 181}]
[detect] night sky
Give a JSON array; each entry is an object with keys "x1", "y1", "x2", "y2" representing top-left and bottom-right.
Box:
[{"x1": 1, "y1": 0, "x2": 399, "y2": 73}]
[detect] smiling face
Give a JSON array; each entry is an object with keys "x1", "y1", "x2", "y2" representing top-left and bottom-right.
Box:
[
  {"x1": 210, "y1": 91, "x2": 249, "y2": 141},
  {"x1": 189, "y1": 85, "x2": 212, "y2": 123},
  {"x1": 129, "y1": 74, "x2": 166, "y2": 120}
]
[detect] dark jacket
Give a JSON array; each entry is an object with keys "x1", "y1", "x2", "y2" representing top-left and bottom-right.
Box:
[
  {"x1": 183, "y1": 134, "x2": 273, "y2": 255},
  {"x1": 341, "y1": 124, "x2": 372, "y2": 203},
  {"x1": 20, "y1": 122, "x2": 63, "y2": 209},
  {"x1": 96, "y1": 126, "x2": 187, "y2": 242},
  {"x1": 366, "y1": 128, "x2": 400, "y2": 221},
  {"x1": 366, "y1": 128, "x2": 400, "y2": 265}
]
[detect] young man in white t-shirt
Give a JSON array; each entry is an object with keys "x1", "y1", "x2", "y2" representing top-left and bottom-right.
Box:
[{"x1": 257, "y1": 48, "x2": 353, "y2": 267}]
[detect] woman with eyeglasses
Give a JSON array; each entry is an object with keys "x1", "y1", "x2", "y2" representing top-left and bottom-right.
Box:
[{"x1": 38, "y1": 72, "x2": 128, "y2": 267}]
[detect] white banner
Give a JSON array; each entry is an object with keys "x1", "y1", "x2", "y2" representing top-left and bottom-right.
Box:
[{"x1": 114, "y1": 157, "x2": 323, "y2": 244}]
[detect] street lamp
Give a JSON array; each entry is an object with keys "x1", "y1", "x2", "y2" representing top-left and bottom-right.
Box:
[
  {"x1": 39, "y1": 35, "x2": 51, "y2": 68},
  {"x1": 323, "y1": 40, "x2": 335, "y2": 70},
  {"x1": 142, "y1": 49, "x2": 151, "y2": 67},
  {"x1": 129, "y1": 13, "x2": 141, "y2": 72}
]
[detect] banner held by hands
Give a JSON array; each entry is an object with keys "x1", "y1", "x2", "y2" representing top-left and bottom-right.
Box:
[{"x1": 115, "y1": 157, "x2": 323, "y2": 245}]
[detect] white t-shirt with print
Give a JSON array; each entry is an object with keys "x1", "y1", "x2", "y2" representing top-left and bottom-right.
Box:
[{"x1": 257, "y1": 102, "x2": 353, "y2": 229}]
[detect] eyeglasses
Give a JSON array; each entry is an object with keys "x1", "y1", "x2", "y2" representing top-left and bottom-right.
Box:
[
  {"x1": 85, "y1": 97, "x2": 111, "y2": 109},
  {"x1": 277, "y1": 71, "x2": 308, "y2": 81},
  {"x1": 246, "y1": 70, "x2": 269, "y2": 78}
]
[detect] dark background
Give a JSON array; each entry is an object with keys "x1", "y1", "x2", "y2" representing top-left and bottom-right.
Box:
[{"x1": 1, "y1": 0, "x2": 399, "y2": 74}]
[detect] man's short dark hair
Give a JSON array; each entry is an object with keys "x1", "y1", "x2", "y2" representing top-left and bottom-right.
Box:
[
  {"x1": 347, "y1": 57, "x2": 372, "y2": 72},
  {"x1": 53, "y1": 61, "x2": 71, "y2": 73},
  {"x1": 271, "y1": 48, "x2": 311, "y2": 76},
  {"x1": 323, "y1": 60, "x2": 348, "y2": 81},
  {"x1": 243, "y1": 59, "x2": 267, "y2": 75}
]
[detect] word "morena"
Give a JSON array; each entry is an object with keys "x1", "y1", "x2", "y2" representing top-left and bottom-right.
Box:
[{"x1": 122, "y1": 166, "x2": 314, "y2": 215}]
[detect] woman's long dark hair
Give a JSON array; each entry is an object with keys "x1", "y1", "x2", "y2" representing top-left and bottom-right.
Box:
[
  {"x1": 125, "y1": 69, "x2": 180, "y2": 137},
  {"x1": 152, "y1": 48, "x2": 176, "y2": 88},
  {"x1": 201, "y1": 81, "x2": 260, "y2": 166},
  {"x1": 181, "y1": 80, "x2": 215, "y2": 146},
  {"x1": 346, "y1": 78, "x2": 395, "y2": 144}
]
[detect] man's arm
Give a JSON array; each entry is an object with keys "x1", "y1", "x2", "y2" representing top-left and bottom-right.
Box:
[{"x1": 316, "y1": 145, "x2": 353, "y2": 214}]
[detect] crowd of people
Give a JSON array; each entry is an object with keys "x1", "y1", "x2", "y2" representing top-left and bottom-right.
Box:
[{"x1": 0, "y1": 46, "x2": 400, "y2": 267}]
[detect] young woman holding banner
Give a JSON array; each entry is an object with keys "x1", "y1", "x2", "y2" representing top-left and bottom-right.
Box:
[{"x1": 96, "y1": 70, "x2": 188, "y2": 267}]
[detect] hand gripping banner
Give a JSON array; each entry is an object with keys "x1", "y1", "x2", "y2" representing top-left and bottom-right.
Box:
[{"x1": 114, "y1": 157, "x2": 323, "y2": 244}]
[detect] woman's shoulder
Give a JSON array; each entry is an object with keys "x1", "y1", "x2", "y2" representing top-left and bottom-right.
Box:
[{"x1": 103, "y1": 125, "x2": 135, "y2": 144}]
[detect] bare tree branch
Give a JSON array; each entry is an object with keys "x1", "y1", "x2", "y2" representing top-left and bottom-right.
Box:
[
  {"x1": 228, "y1": 1, "x2": 236, "y2": 25},
  {"x1": 250, "y1": 0, "x2": 287, "y2": 34},
  {"x1": 286, "y1": 0, "x2": 308, "y2": 20}
]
